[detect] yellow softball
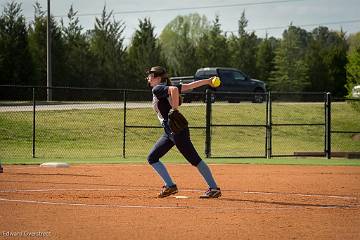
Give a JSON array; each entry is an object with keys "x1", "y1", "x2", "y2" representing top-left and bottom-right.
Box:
[{"x1": 211, "y1": 76, "x2": 221, "y2": 88}]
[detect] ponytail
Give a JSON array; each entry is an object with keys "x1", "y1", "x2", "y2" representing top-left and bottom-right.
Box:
[{"x1": 161, "y1": 74, "x2": 172, "y2": 86}]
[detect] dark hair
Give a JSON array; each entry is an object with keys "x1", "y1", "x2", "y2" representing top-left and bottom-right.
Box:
[{"x1": 148, "y1": 66, "x2": 172, "y2": 86}]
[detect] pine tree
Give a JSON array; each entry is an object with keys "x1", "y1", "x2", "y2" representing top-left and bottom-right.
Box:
[
  {"x1": 256, "y1": 36, "x2": 277, "y2": 83},
  {"x1": 306, "y1": 27, "x2": 331, "y2": 92},
  {"x1": 60, "y1": 5, "x2": 95, "y2": 87},
  {"x1": 28, "y1": 2, "x2": 66, "y2": 88},
  {"x1": 89, "y1": 6, "x2": 127, "y2": 88},
  {"x1": 229, "y1": 11, "x2": 258, "y2": 77},
  {"x1": 306, "y1": 27, "x2": 348, "y2": 96},
  {"x1": 196, "y1": 15, "x2": 229, "y2": 67},
  {"x1": 28, "y1": 2, "x2": 46, "y2": 86},
  {"x1": 0, "y1": 1, "x2": 33, "y2": 86},
  {"x1": 329, "y1": 30, "x2": 348, "y2": 97},
  {"x1": 269, "y1": 26, "x2": 310, "y2": 92},
  {"x1": 127, "y1": 18, "x2": 163, "y2": 89}
]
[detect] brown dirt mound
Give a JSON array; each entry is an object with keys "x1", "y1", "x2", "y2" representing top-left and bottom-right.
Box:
[{"x1": 1, "y1": 164, "x2": 359, "y2": 239}]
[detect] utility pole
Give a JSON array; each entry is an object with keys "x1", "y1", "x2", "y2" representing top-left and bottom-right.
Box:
[{"x1": 47, "y1": 0, "x2": 52, "y2": 101}]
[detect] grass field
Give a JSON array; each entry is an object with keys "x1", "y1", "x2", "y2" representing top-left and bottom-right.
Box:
[{"x1": 1, "y1": 101, "x2": 359, "y2": 163}]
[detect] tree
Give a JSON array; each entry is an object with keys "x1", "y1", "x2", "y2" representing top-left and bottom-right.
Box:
[
  {"x1": 237, "y1": 10, "x2": 248, "y2": 37},
  {"x1": 28, "y1": 2, "x2": 46, "y2": 86},
  {"x1": 306, "y1": 27, "x2": 348, "y2": 96},
  {"x1": 329, "y1": 30, "x2": 348, "y2": 97},
  {"x1": 256, "y1": 36, "x2": 277, "y2": 83},
  {"x1": 228, "y1": 11, "x2": 258, "y2": 77},
  {"x1": 0, "y1": 1, "x2": 33, "y2": 86},
  {"x1": 127, "y1": 18, "x2": 163, "y2": 89},
  {"x1": 60, "y1": 5, "x2": 95, "y2": 87},
  {"x1": 172, "y1": 20, "x2": 198, "y2": 76},
  {"x1": 306, "y1": 27, "x2": 331, "y2": 92},
  {"x1": 346, "y1": 32, "x2": 360, "y2": 111},
  {"x1": 159, "y1": 13, "x2": 210, "y2": 76},
  {"x1": 89, "y1": 6, "x2": 127, "y2": 88},
  {"x1": 269, "y1": 26, "x2": 310, "y2": 91},
  {"x1": 196, "y1": 15, "x2": 229, "y2": 67},
  {"x1": 345, "y1": 36, "x2": 360, "y2": 97},
  {"x1": 28, "y1": 2, "x2": 66, "y2": 88},
  {"x1": 347, "y1": 32, "x2": 360, "y2": 54}
]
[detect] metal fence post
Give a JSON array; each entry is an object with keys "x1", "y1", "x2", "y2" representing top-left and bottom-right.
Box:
[
  {"x1": 324, "y1": 92, "x2": 327, "y2": 157},
  {"x1": 205, "y1": 89, "x2": 212, "y2": 158},
  {"x1": 267, "y1": 91, "x2": 272, "y2": 158},
  {"x1": 325, "y1": 92, "x2": 331, "y2": 159},
  {"x1": 265, "y1": 91, "x2": 269, "y2": 158},
  {"x1": 122, "y1": 90, "x2": 127, "y2": 158},
  {"x1": 32, "y1": 88, "x2": 36, "y2": 158}
]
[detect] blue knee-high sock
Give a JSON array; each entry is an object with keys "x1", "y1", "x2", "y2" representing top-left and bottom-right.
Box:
[
  {"x1": 151, "y1": 161, "x2": 175, "y2": 187},
  {"x1": 196, "y1": 160, "x2": 218, "y2": 189}
]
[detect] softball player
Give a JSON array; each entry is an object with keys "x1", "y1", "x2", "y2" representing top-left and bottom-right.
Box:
[{"x1": 146, "y1": 66, "x2": 221, "y2": 198}]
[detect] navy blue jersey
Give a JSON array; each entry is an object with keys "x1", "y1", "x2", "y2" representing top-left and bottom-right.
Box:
[{"x1": 152, "y1": 83, "x2": 181, "y2": 124}]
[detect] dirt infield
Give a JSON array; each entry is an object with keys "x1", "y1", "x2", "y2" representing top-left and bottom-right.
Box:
[{"x1": 1, "y1": 164, "x2": 359, "y2": 240}]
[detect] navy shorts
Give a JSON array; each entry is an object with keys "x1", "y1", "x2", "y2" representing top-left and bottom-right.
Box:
[{"x1": 147, "y1": 125, "x2": 202, "y2": 166}]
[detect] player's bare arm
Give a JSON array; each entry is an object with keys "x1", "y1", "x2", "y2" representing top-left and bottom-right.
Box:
[
  {"x1": 181, "y1": 78, "x2": 212, "y2": 92},
  {"x1": 168, "y1": 86, "x2": 180, "y2": 110},
  {"x1": 181, "y1": 76, "x2": 220, "y2": 92}
]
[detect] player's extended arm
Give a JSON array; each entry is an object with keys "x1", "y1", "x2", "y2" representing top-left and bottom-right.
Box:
[
  {"x1": 168, "y1": 77, "x2": 219, "y2": 109},
  {"x1": 181, "y1": 79, "x2": 212, "y2": 92}
]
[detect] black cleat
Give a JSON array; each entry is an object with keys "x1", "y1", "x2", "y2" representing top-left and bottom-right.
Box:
[
  {"x1": 200, "y1": 188, "x2": 222, "y2": 199},
  {"x1": 158, "y1": 185, "x2": 178, "y2": 198}
]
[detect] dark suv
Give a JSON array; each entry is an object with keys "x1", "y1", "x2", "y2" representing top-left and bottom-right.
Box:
[{"x1": 179, "y1": 67, "x2": 266, "y2": 103}]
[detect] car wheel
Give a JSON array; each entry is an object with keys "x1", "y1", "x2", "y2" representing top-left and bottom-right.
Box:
[
  {"x1": 253, "y1": 89, "x2": 265, "y2": 103},
  {"x1": 228, "y1": 97, "x2": 240, "y2": 103},
  {"x1": 203, "y1": 93, "x2": 215, "y2": 103}
]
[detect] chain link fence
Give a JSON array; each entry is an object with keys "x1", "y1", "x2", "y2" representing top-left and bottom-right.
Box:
[
  {"x1": 1, "y1": 86, "x2": 125, "y2": 159},
  {"x1": 209, "y1": 91, "x2": 268, "y2": 158},
  {"x1": 269, "y1": 92, "x2": 328, "y2": 157},
  {"x1": 331, "y1": 98, "x2": 360, "y2": 157},
  {"x1": 1, "y1": 85, "x2": 359, "y2": 161}
]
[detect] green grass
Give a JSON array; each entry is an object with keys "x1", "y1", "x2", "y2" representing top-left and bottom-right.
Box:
[{"x1": 1, "y1": 101, "x2": 359, "y2": 165}]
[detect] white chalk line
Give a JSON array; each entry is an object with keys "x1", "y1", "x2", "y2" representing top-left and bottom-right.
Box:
[
  {"x1": 243, "y1": 191, "x2": 357, "y2": 200},
  {"x1": 0, "y1": 188, "x2": 357, "y2": 200},
  {"x1": 0, "y1": 197, "x2": 356, "y2": 210},
  {"x1": 0, "y1": 197, "x2": 189, "y2": 209}
]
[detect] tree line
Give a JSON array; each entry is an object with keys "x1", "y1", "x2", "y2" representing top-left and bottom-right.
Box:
[{"x1": 1, "y1": 1, "x2": 359, "y2": 98}]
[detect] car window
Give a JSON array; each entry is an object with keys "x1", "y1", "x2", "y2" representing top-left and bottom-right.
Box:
[
  {"x1": 197, "y1": 75, "x2": 213, "y2": 80},
  {"x1": 195, "y1": 70, "x2": 217, "y2": 79},
  {"x1": 218, "y1": 70, "x2": 234, "y2": 85},
  {"x1": 234, "y1": 71, "x2": 246, "y2": 81}
]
